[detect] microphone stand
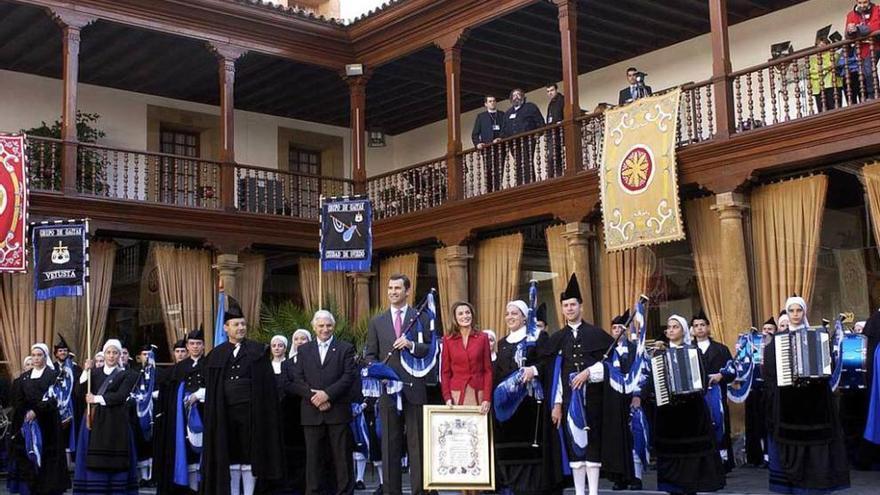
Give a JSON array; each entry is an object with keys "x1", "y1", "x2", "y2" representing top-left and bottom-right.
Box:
[{"x1": 381, "y1": 288, "x2": 437, "y2": 365}]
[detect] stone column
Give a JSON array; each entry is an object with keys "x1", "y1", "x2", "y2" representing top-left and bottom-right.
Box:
[
  {"x1": 348, "y1": 272, "x2": 373, "y2": 323},
  {"x1": 712, "y1": 192, "x2": 751, "y2": 436},
  {"x1": 711, "y1": 192, "x2": 753, "y2": 340},
  {"x1": 215, "y1": 253, "x2": 243, "y2": 300},
  {"x1": 443, "y1": 244, "x2": 472, "y2": 305},
  {"x1": 561, "y1": 222, "x2": 595, "y2": 323}
]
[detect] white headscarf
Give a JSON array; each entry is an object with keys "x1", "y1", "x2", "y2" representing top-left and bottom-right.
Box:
[
  {"x1": 667, "y1": 314, "x2": 692, "y2": 345},
  {"x1": 506, "y1": 300, "x2": 529, "y2": 318},
  {"x1": 31, "y1": 343, "x2": 54, "y2": 370},
  {"x1": 483, "y1": 329, "x2": 498, "y2": 361},
  {"x1": 270, "y1": 334, "x2": 289, "y2": 351},
  {"x1": 102, "y1": 339, "x2": 122, "y2": 354},
  {"x1": 22, "y1": 356, "x2": 33, "y2": 370},
  {"x1": 289, "y1": 329, "x2": 313, "y2": 359},
  {"x1": 784, "y1": 296, "x2": 809, "y2": 327}
]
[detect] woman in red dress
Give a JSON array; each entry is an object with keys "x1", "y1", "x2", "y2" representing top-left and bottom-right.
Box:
[{"x1": 441, "y1": 301, "x2": 493, "y2": 415}]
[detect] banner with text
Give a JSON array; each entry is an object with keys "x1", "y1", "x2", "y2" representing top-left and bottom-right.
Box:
[
  {"x1": 32, "y1": 221, "x2": 88, "y2": 300},
  {"x1": 321, "y1": 196, "x2": 372, "y2": 272},
  {"x1": 0, "y1": 134, "x2": 28, "y2": 272},
  {"x1": 600, "y1": 89, "x2": 685, "y2": 251}
]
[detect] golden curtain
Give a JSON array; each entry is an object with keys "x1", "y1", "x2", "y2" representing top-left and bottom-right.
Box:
[
  {"x1": 751, "y1": 175, "x2": 828, "y2": 319},
  {"x1": 81, "y1": 240, "x2": 116, "y2": 357},
  {"x1": 862, "y1": 162, "x2": 880, "y2": 256},
  {"x1": 475, "y1": 233, "x2": 524, "y2": 338},
  {"x1": 238, "y1": 253, "x2": 265, "y2": 330},
  {"x1": 152, "y1": 244, "x2": 214, "y2": 351},
  {"x1": 379, "y1": 253, "x2": 419, "y2": 308},
  {"x1": 434, "y1": 248, "x2": 452, "y2": 328},
  {"x1": 598, "y1": 229, "x2": 656, "y2": 331},
  {"x1": 0, "y1": 272, "x2": 56, "y2": 375},
  {"x1": 298, "y1": 258, "x2": 353, "y2": 319},
  {"x1": 684, "y1": 197, "x2": 730, "y2": 346}
]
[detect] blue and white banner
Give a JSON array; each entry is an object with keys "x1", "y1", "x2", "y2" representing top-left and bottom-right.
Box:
[
  {"x1": 320, "y1": 196, "x2": 372, "y2": 272},
  {"x1": 400, "y1": 290, "x2": 439, "y2": 378},
  {"x1": 31, "y1": 220, "x2": 87, "y2": 300}
]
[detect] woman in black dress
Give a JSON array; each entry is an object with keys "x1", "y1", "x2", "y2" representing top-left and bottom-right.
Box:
[
  {"x1": 493, "y1": 300, "x2": 560, "y2": 495},
  {"x1": 7, "y1": 343, "x2": 70, "y2": 495},
  {"x1": 72, "y1": 338, "x2": 139, "y2": 495},
  {"x1": 645, "y1": 315, "x2": 725, "y2": 495}
]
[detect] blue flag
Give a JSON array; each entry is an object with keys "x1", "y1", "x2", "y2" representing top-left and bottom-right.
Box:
[{"x1": 214, "y1": 289, "x2": 227, "y2": 346}]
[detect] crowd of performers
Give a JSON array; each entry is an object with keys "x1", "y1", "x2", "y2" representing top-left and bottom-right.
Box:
[{"x1": 3, "y1": 273, "x2": 880, "y2": 495}]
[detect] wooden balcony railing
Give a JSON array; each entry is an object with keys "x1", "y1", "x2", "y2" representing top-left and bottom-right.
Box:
[
  {"x1": 731, "y1": 32, "x2": 880, "y2": 132},
  {"x1": 678, "y1": 80, "x2": 715, "y2": 145},
  {"x1": 578, "y1": 112, "x2": 604, "y2": 171},
  {"x1": 366, "y1": 157, "x2": 447, "y2": 219},
  {"x1": 26, "y1": 135, "x2": 62, "y2": 191},
  {"x1": 76, "y1": 142, "x2": 223, "y2": 208},
  {"x1": 234, "y1": 164, "x2": 353, "y2": 219},
  {"x1": 460, "y1": 124, "x2": 565, "y2": 198}
]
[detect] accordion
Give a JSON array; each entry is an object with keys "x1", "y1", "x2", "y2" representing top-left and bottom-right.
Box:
[
  {"x1": 774, "y1": 327, "x2": 831, "y2": 387},
  {"x1": 651, "y1": 345, "x2": 704, "y2": 406}
]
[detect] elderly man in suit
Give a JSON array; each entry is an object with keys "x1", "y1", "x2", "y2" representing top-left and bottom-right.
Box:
[
  {"x1": 290, "y1": 309, "x2": 358, "y2": 495},
  {"x1": 365, "y1": 274, "x2": 430, "y2": 495}
]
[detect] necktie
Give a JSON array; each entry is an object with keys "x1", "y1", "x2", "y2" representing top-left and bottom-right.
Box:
[
  {"x1": 394, "y1": 310, "x2": 403, "y2": 338},
  {"x1": 320, "y1": 342, "x2": 328, "y2": 364}
]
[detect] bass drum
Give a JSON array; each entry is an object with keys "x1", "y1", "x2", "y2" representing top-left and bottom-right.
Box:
[{"x1": 840, "y1": 333, "x2": 868, "y2": 390}]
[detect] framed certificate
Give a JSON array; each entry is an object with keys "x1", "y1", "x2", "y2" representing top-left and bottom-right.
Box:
[{"x1": 423, "y1": 405, "x2": 494, "y2": 490}]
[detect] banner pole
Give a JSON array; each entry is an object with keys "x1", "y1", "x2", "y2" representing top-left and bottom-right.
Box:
[
  {"x1": 318, "y1": 195, "x2": 324, "y2": 311},
  {"x1": 84, "y1": 218, "x2": 93, "y2": 429}
]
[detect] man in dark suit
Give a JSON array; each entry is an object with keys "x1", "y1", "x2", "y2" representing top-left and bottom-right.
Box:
[
  {"x1": 618, "y1": 67, "x2": 653, "y2": 105},
  {"x1": 365, "y1": 274, "x2": 430, "y2": 495},
  {"x1": 502, "y1": 88, "x2": 544, "y2": 185},
  {"x1": 289, "y1": 310, "x2": 357, "y2": 495},
  {"x1": 691, "y1": 310, "x2": 734, "y2": 472},
  {"x1": 471, "y1": 95, "x2": 505, "y2": 194},
  {"x1": 545, "y1": 83, "x2": 565, "y2": 178}
]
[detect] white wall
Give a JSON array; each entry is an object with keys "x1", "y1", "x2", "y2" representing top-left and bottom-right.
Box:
[
  {"x1": 381, "y1": 0, "x2": 852, "y2": 173},
  {"x1": 0, "y1": 69, "x2": 353, "y2": 176}
]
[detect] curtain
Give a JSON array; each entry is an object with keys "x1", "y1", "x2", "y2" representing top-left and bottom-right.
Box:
[
  {"x1": 475, "y1": 233, "x2": 524, "y2": 338},
  {"x1": 598, "y1": 230, "x2": 656, "y2": 331},
  {"x1": 751, "y1": 175, "x2": 828, "y2": 320},
  {"x1": 0, "y1": 272, "x2": 56, "y2": 376},
  {"x1": 81, "y1": 240, "x2": 116, "y2": 358},
  {"x1": 298, "y1": 258, "x2": 353, "y2": 320},
  {"x1": 685, "y1": 197, "x2": 729, "y2": 346},
  {"x1": 238, "y1": 253, "x2": 266, "y2": 330},
  {"x1": 863, "y1": 162, "x2": 880, "y2": 256},
  {"x1": 152, "y1": 244, "x2": 214, "y2": 352},
  {"x1": 546, "y1": 224, "x2": 574, "y2": 326},
  {"x1": 379, "y1": 253, "x2": 419, "y2": 308},
  {"x1": 434, "y1": 248, "x2": 452, "y2": 329}
]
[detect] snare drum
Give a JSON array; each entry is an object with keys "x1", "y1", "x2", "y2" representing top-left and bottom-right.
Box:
[{"x1": 840, "y1": 333, "x2": 868, "y2": 390}]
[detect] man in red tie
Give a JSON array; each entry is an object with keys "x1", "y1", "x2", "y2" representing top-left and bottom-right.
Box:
[{"x1": 365, "y1": 274, "x2": 430, "y2": 495}]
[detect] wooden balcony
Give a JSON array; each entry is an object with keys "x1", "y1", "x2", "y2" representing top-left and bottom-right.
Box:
[{"x1": 23, "y1": 32, "x2": 880, "y2": 253}]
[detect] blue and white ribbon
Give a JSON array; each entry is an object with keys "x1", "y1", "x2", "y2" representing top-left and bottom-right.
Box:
[
  {"x1": 722, "y1": 332, "x2": 757, "y2": 403},
  {"x1": 362, "y1": 363, "x2": 405, "y2": 413},
  {"x1": 133, "y1": 350, "x2": 157, "y2": 441},
  {"x1": 400, "y1": 291, "x2": 439, "y2": 378},
  {"x1": 23, "y1": 420, "x2": 43, "y2": 468},
  {"x1": 607, "y1": 297, "x2": 648, "y2": 394},
  {"x1": 704, "y1": 383, "x2": 726, "y2": 445},
  {"x1": 830, "y1": 318, "x2": 845, "y2": 392},
  {"x1": 631, "y1": 405, "x2": 650, "y2": 465},
  {"x1": 566, "y1": 372, "x2": 589, "y2": 458}
]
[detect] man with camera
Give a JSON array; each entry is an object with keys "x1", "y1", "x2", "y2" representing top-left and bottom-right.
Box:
[{"x1": 618, "y1": 67, "x2": 652, "y2": 105}]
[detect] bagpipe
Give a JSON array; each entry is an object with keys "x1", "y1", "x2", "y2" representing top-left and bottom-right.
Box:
[
  {"x1": 172, "y1": 380, "x2": 204, "y2": 488},
  {"x1": 381, "y1": 288, "x2": 439, "y2": 378},
  {"x1": 604, "y1": 295, "x2": 650, "y2": 395},
  {"x1": 494, "y1": 280, "x2": 545, "y2": 446},
  {"x1": 44, "y1": 356, "x2": 77, "y2": 453},
  {"x1": 720, "y1": 328, "x2": 761, "y2": 403},
  {"x1": 132, "y1": 348, "x2": 157, "y2": 441}
]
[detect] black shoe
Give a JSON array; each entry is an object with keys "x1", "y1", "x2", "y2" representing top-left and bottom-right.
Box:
[
  {"x1": 612, "y1": 482, "x2": 628, "y2": 491},
  {"x1": 629, "y1": 479, "x2": 643, "y2": 490},
  {"x1": 355, "y1": 481, "x2": 366, "y2": 490},
  {"x1": 372, "y1": 484, "x2": 383, "y2": 495}
]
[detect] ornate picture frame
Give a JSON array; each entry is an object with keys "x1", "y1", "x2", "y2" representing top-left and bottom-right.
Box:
[{"x1": 422, "y1": 405, "x2": 495, "y2": 491}]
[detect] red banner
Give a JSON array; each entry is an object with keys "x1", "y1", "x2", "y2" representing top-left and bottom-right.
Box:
[{"x1": 0, "y1": 134, "x2": 28, "y2": 272}]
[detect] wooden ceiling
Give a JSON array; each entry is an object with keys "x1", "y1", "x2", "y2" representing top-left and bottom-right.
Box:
[{"x1": 1, "y1": 0, "x2": 806, "y2": 136}]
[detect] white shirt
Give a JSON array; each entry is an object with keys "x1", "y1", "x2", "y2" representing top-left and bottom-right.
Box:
[
  {"x1": 272, "y1": 358, "x2": 284, "y2": 374},
  {"x1": 505, "y1": 326, "x2": 539, "y2": 376},
  {"x1": 697, "y1": 339, "x2": 710, "y2": 352},
  {"x1": 30, "y1": 366, "x2": 46, "y2": 379},
  {"x1": 318, "y1": 336, "x2": 334, "y2": 364},
  {"x1": 233, "y1": 343, "x2": 241, "y2": 358}
]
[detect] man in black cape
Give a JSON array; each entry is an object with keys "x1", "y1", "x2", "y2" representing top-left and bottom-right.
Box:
[
  {"x1": 53, "y1": 334, "x2": 82, "y2": 467},
  {"x1": 156, "y1": 329, "x2": 207, "y2": 494},
  {"x1": 691, "y1": 310, "x2": 734, "y2": 471},
  {"x1": 201, "y1": 297, "x2": 282, "y2": 495},
  {"x1": 540, "y1": 274, "x2": 630, "y2": 495}
]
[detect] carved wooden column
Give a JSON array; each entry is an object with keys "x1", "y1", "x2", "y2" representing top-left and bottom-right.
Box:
[
  {"x1": 346, "y1": 74, "x2": 370, "y2": 194},
  {"x1": 554, "y1": 0, "x2": 582, "y2": 175},
  {"x1": 51, "y1": 8, "x2": 95, "y2": 196},
  {"x1": 436, "y1": 31, "x2": 467, "y2": 201},
  {"x1": 210, "y1": 43, "x2": 246, "y2": 210},
  {"x1": 348, "y1": 272, "x2": 373, "y2": 323},
  {"x1": 711, "y1": 192, "x2": 752, "y2": 338},
  {"x1": 709, "y1": 0, "x2": 735, "y2": 138},
  {"x1": 562, "y1": 222, "x2": 596, "y2": 322},
  {"x1": 443, "y1": 244, "x2": 472, "y2": 306},
  {"x1": 215, "y1": 252, "x2": 243, "y2": 300}
]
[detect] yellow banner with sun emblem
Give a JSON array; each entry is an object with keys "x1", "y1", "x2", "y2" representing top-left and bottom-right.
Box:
[{"x1": 599, "y1": 89, "x2": 685, "y2": 252}]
